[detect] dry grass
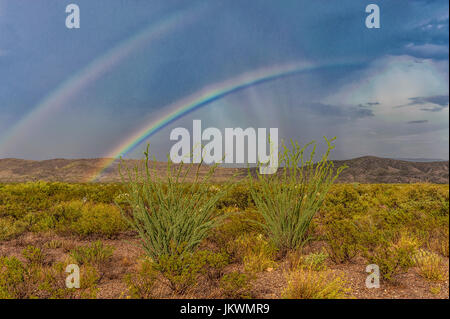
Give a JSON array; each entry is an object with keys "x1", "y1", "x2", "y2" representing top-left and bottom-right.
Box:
[
  {"x1": 282, "y1": 267, "x2": 351, "y2": 299},
  {"x1": 414, "y1": 249, "x2": 447, "y2": 281}
]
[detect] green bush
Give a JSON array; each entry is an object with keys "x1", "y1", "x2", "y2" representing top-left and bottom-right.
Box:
[
  {"x1": 365, "y1": 233, "x2": 418, "y2": 281},
  {"x1": 220, "y1": 272, "x2": 253, "y2": 299},
  {"x1": 196, "y1": 250, "x2": 230, "y2": 281},
  {"x1": 125, "y1": 249, "x2": 229, "y2": 297},
  {"x1": 0, "y1": 182, "x2": 124, "y2": 219},
  {"x1": 37, "y1": 262, "x2": 75, "y2": 299},
  {"x1": 0, "y1": 256, "x2": 28, "y2": 299},
  {"x1": 210, "y1": 207, "x2": 264, "y2": 250},
  {"x1": 119, "y1": 146, "x2": 235, "y2": 261},
  {"x1": 249, "y1": 138, "x2": 345, "y2": 253},
  {"x1": 30, "y1": 200, "x2": 127, "y2": 237},
  {"x1": 37, "y1": 262, "x2": 98, "y2": 299},
  {"x1": 22, "y1": 245, "x2": 46, "y2": 265},
  {"x1": 217, "y1": 185, "x2": 253, "y2": 210},
  {"x1": 240, "y1": 234, "x2": 277, "y2": 273},
  {"x1": 0, "y1": 217, "x2": 27, "y2": 240},
  {"x1": 154, "y1": 247, "x2": 205, "y2": 294},
  {"x1": 72, "y1": 202, "x2": 127, "y2": 237},
  {"x1": 324, "y1": 220, "x2": 359, "y2": 263},
  {"x1": 301, "y1": 250, "x2": 329, "y2": 271},
  {"x1": 69, "y1": 241, "x2": 114, "y2": 266},
  {"x1": 0, "y1": 255, "x2": 99, "y2": 299},
  {"x1": 124, "y1": 257, "x2": 158, "y2": 299},
  {"x1": 225, "y1": 232, "x2": 276, "y2": 266}
]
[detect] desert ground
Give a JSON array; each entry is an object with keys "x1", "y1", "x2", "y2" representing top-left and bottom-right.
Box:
[{"x1": 1, "y1": 179, "x2": 448, "y2": 299}]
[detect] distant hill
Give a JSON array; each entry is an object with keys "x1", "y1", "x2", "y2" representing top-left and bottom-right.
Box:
[
  {"x1": 332, "y1": 156, "x2": 448, "y2": 184},
  {"x1": 393, "y1": 158, "x2": 447, "y2": 162},
  {"x1": 0, "y1": 156, "x2": 448, "y2": 184}
]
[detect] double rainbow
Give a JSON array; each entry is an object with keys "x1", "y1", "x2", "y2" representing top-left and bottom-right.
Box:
[
  {"x1": 89, "y1": 61, "x2": 340, "y2": 181},
  {"x1": 0, "y1": 5, "x2": 206, "y2": 152}
]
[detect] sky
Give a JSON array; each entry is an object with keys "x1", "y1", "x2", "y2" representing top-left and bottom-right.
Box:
[{"x1": 0, "y1": 0, "x2": 448, "y2": 161}]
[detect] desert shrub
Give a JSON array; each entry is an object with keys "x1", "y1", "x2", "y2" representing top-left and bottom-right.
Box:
[
  {"x1": 217, "y1": 184, "x2": 253, "y2": 210},
  {"x1": 22, "y1": 245, "x2": 46, "y2": 265},
  {"x1": 0, "y1": 182, "x2": 124, "y2": 219},
  {"x1": 79, "y1": 265, "x2": 100, "y2": 294},
  {"x1": 301, "y1": 250, "x2": 329, "y2": 271},
  {"x1": 0, "y1": 255, "x2": 72, "y2": 299},
  {"x1": 286, "y1": 249, "x2": 304, "y2": 271},
  {"x1": 282, "y1": 267, "x2": 351, "y2": 299},
  {"x1": 118, "y1": 146, "x2": 235, "y2": 261},
  {"x1": 124, "y1": 257, "x2": 158, "y2": 299},
  {"x1": 36, "y1": 262, "x2": 71, "y2": 299},
  {"x1": 0, "y1": 217, "x2": 27, "y2": 240},
  {"x1": 69, "y1": 241, "x2": 114, "y2": 266},
  {"x1": 243, "y1": 251, "x2": 276, "y2": 274},
  {"x1": 30, "y1": 200, "x2": 83, "y2": 233},
  {"x1": 318, "y1": 184, "x2": 449, "y2": 266},
  {"x1": 430, "y1": 286, "x2": 441, "y2": 295},
  {"x1": 210, "y1": 207, "x2": 264, "y2": 249},
  {"x1": 286, "y1": 249, "x2": 329, "y2": 272},
  {"x1": 36, "y1": 262, "x2": 98, "y2": 299},
  {"x1": 324, "y1": 219, "x2": 360, "y2": 263},
  {"x1": 427, "y1": 228, "x2": 449, "y2": 257},
  {"x1": 365, "y1": 233, "x2": 418, "y2": 281},
  {"x1": 225, "y1": 232, "x2": 276, "y2": 270},
  {"x1": 154, "y1": 247, "x2": 205, "y2": 294},
  {"x1": 30, "y1": 200, "x2": 127, "y2": 237},
  {"x1": 71, "y1": 202, "x2": 127, "y2": 237},
  {"x1": 196, "y1": 250, "x2": 230, "y2": 281},
  {"x1": 125, "y1": 249, "x2": 229, "y2": 297},
  {"x1": 0, "y1": 256, "x2": 28, "y2": 298},
  {"x1": 249, "y1": 138, "x2": 345, "y2": 253},
  {"x1": 44, "y1": 240, "x2": 63, "y2": 249},
  {"x1": 414, "y1": 249, "x2": 446, "y2": 281},
  {"x1": 241, "y1": 234, "x2": 277, "y2": 273},
  {"x1": 439, "y1": 238, "x2": 449, "y2": 257},
  {"x1": 220, "y1": 272, "x2": 253, "y2": 299},
  {"x1": 37, "y1": 261, "x2": 78, "y2": 299}
]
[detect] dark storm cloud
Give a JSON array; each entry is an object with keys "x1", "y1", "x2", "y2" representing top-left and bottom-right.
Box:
[
  {"x1": 420, "y1": 106, "x2": 447, "y2": 112},
  {"x1": 306, "y1": 102, "x2": 375, "y2": 119},
  {"x1": 407, "y1": 120, "x2": 428, "y2": 124},
  {"x1": 358, "y1": 102, "x2": 380, "y2": 108},
  {"x1": 0, "y1": 0, "x2": 448, "y2": 160},
  {"x1": 409, "y1": 95, "x2": 449, "y2": 107},
  {"x1": 396, "y1": 95, "x2": 449, "y2": 111}
]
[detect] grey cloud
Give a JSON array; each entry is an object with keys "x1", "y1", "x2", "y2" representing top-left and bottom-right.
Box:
[
  {"x1": 409, "y1": 95, "x2": 449, "y2": 107},
  {"x1": 420, "y1": 106, "x2": 445, "y2": 112},
  {"x1": 407, "y1": 120, "x2": 428, "y2": 124},
  {"x1": 396, "y1": 95, "x2": 449, "y2": 110},
  {"x1": 358, "y1": 102, "x2": 380, "y2": 108},
  {"x1": 306, "y1": 102, "x2": 375, "y2": 119}
]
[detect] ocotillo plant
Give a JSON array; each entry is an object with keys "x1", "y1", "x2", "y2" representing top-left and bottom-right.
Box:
[
  {"x1": 118, "y1": 145, "x2": 233, "y2": 262},
  {"x1": 249, "y1": 137, "x2": 346, "y2": 254}
]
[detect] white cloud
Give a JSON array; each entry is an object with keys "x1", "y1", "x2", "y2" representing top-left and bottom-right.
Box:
[{"x1": 324, "y1": 55, "x2": 448, "y2": 121}]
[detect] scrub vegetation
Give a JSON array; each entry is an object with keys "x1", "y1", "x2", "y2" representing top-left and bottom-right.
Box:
[{"x1": 0, "y1": 141, "x2": 448, "y2": 299}]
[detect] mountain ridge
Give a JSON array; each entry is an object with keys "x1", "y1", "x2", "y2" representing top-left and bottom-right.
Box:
[{"x1": 0, "y1": 156, "x2": 448, "y2": 184}]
